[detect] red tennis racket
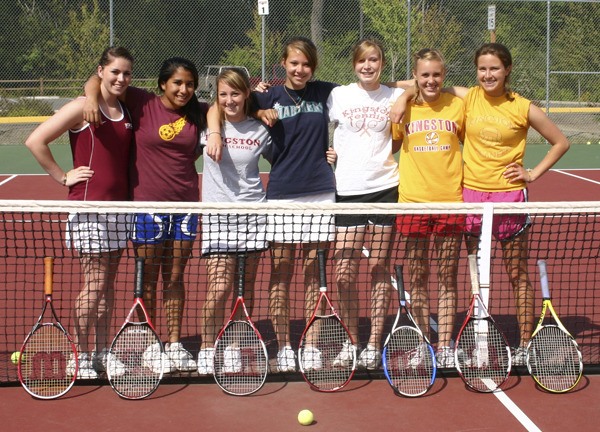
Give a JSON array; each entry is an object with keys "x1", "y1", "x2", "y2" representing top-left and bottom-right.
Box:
[
  {"x1": 298, "y1": 249, "x2": 356, "y2": 392},
  {"x1": 18, "y1": 257, "x2": 78, "y2": 399},
  {"x1": 107, "y1": 257, "x2": 164, "y2": 399},
  {"x1": 455, "y1": 254, "x2": 511, "y2": 392},
  {"x1": 213, "y1": 253, "x2": 268, "y2": 396}
]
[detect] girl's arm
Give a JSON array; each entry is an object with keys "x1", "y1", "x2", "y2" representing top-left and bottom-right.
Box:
[
  {"x1": 82, "y1": 76, "x2": 103, "y2": 126},
  {"x1": 25, "y1": 99, "x2": 94, "y2": 186},
  {"x1": 504, "y1": 104, "x2": 570, "y2": 184},
  {"x1": 204, "y1": 104, "x2": 223, "y2": 162}
]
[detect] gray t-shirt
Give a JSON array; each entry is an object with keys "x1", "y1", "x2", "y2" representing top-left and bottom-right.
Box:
[{"x1": 201, "y1": 117, "x2": 272, "y2": 203}]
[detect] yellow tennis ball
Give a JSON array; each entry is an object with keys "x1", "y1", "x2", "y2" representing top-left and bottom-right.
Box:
[
  {"x1": 587, "y1": 141, "x2": 591, "y2": 145},
  {"x1": 10, "y1": 351, "x2": 21, "y2": 365},
  {"x1": 298, "y1": 409, "x2": 314, "y2": 426}
]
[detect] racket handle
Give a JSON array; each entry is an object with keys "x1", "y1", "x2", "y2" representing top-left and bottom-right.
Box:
[
  {"x1": 134, "y1": 257, "x2": 145, "y2": 299},
  {"x1": 468, "y1": 254, "x2": 480, "y2": 295},
  {"x1": 537, "y1": 259, "x2": 551, "y2": 300},
  {"x1": 43, "y1": 257, "x2": 54, "y2": 296},
  {"x1": 317, "y1": 249, "x2": 327, "y2": 289},
  {"x1": 394, "y1": 264, "x2": 406, "y2": 303},
  {"x1": 237, "y1": 253, "x2": 247, "y2": 297}
]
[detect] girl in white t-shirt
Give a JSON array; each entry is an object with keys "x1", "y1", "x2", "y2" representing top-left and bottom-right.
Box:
[
  {"x1": 327, "y1": 39, "x2": 409, "y2": 370},
  {"x1": 197, "y1": 68, "x2": 272, "y2": 375}
]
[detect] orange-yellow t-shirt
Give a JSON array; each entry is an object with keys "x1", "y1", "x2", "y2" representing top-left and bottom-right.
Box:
[
  {"x1": 463, "y1": 86, "x2": 531, "y2": 192},
  {"x1": 392, "y1": 93, "x2": 464, "y2": 203}
]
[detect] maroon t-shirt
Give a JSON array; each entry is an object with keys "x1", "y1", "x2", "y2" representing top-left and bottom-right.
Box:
[
  {"x1": 68, "y1": 101, "x2": 132, "y2": 201},
  {"x1": 125, "y1": 87, "x2": 206, "y2": 202}
]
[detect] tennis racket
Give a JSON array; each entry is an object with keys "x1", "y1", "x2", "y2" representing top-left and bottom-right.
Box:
[
  {"x1": 18, "y1": 257, "x2": 78, "y2": 399},
  {"x1": 298, "y1": 249, "x2": 356, "y2": 392},
  {"x1": 107, "y1": 257, "x2": 164, "y2": 399},
  {"x1": 526, "y1": 260, "x2": 583, "y2": 393},
  {"x1": 382, "y1": 264, "x2": 436, "y2": 397},
  {"x1": 213, "y1": 253, "x2": 268, "y2": 396},
  {"x1": 455, "y1": 254, "x2": 511, "y2": 392}
]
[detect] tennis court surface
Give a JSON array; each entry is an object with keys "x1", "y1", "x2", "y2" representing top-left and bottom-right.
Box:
[{"x1": 1, "y1": 170, "x2": 600, "y2": 431}]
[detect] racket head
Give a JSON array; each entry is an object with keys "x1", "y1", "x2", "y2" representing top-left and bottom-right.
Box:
[
  {"x1": 454, "y1": 316, "x2": 511, "y2": 392},
  {"x1": 213, "y1": 320, "x2": 268, "y2": 396},
  {"x1": 107, "y1": 321, "x2": 164, "y2": 400},
  {"x1": 18, "y1": 322, "x2": 78, "y2": 399},
  {"x1": 526, "y1": 324, "x2": 583, "y2": 393},
  {"x1": 298, "y1": 313, "x2": 356, "y2": 392},
  {"x1": 383, "y1": 326, "x2": 436, "y2": 397}
]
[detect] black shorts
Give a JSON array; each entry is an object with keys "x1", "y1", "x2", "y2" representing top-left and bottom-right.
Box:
[{"x1": 336, "y1": 186, "x2": 398, "y2": 227}]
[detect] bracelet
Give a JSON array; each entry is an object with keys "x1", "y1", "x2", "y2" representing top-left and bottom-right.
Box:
[
  {"x1": 207, "y1": 131, "x2": 221, "y2": 137},
  {"x1": 62, "y1": 172, "x2": 68, "y2": 186},
  {"x1": 526, "y1": 168, "x2": 533, "y2": 183}
]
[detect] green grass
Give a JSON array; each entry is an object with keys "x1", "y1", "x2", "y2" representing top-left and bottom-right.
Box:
[{"x1": 1, "y1": 142, "x2": 599, "y2": 175}]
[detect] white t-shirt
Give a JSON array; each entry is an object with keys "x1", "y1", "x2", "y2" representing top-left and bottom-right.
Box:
[
  {"x1": 201, "y1": 117, "x2": 272, "y2": 203},
  {"x1": 328, "y1": 83, "x2": 403, "y2": 196}
]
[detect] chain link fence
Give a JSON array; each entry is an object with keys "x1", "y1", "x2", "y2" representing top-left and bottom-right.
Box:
[{"x1": 1, "y1": 0, "x2": 599, "y2": 146}]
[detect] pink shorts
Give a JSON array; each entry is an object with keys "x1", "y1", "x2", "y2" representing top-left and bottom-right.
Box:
[
  {"x1": 463, "y1": 188, "x2": 530, "y2": 241},
  {"x1": 396, "y1": 214, "x2": 465, "y2": 238}
]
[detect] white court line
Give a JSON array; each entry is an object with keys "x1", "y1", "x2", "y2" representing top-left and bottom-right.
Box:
[
  {"x1": 0, "y1": 175, "x2": 17, "y2": 186},
  {"x1": 481, "y1": 379, "x2": 542, "y2": 432},
  {"x1": 555, "y1": 169, "x2": 600, "y2": 185}
]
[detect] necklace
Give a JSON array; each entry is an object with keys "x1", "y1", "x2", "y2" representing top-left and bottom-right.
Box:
[{"x1": 283, "y1": 86, "x2": 304, "y2": 108}]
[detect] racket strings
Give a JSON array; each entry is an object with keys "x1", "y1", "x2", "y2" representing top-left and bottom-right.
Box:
[
  {"x1": 109, "y1": 325, "x2": 162, "y2": 399},
  {"x1": 214, "y1": 321, "x2": 267, "y2": 395},
  {"x1": 20, "y1": 324, "x2": 75, "y2": 398},
  {"x1": 299, "y1": 317, "x2": 354, "y2": 391},
  {"x1": 384, "y1": 328, "x2": 434, "y2": 396},
  {"x1": 455, "y1": 320, "x2": 510, "y2": 392},
  {"x1": 528, "y1": 326, "x2": 582, "y2": 392}
]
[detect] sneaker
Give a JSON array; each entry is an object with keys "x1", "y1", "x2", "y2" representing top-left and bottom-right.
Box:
[
  {"x1": 358, "y1": 345, "x2": 381, "y2": 370},
  {"x1": 436, "y1": 346, "x2": 455, "y2": 368},
  {"x1": 301, "y1": 347, "x2": 322, "y2": 371},
  {"x1": 67, "y1": 352, "x2": 99, "y2": 379},
  {"x1": 332, "y1": 339, "x2": 357, "y2": 367},
  {"x1": 92, "y1": 348, "x2": 127, "y2": 377},
  {"x1": 276, "y1": 346, "x2": 296, "y2": 373},
  {"x1": 166, "y1": 342, "x2": 197, "y2": 372},
  {"x1": 222, "y1": 346, "x2": 242, "y2": 373},
  {"x1": 513, "y1": 346, "x2": 527, "y2": 367},
  {"x1": 143, "y1": 342, "x2": 174, "y2": 374},
  {"x1": 197, "y1": 348, "x2": 215, "y2": 375}
]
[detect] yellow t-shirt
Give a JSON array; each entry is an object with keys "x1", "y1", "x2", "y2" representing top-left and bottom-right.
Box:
[
  {"x1": 392, "y1": 93, "x2": 464, "y2": 203},
  {"x1": 463, "y1": 86, "x2": 531, "y2": 192}
]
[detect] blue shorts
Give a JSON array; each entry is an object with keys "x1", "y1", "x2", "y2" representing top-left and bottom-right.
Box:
[{"x1": 131, "y1": 213, "x2": 199, "y2": 244}]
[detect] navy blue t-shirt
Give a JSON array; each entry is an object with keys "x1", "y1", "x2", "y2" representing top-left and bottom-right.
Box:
[{"x1": 253, "y1": 81, "x2": 337, "y2": 199}]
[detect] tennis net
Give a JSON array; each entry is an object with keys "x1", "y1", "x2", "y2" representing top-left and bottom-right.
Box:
[{"x1": 1, "y1": 200, "x2": 599, "y2": 383}]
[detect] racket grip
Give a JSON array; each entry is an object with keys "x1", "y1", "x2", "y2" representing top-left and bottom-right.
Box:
[
  {"x1": 134, "y1": 257, "x2": 145, "y2": 299},
  {"x1": 44, "y1": 257, "x2": 54, "y2": 295},
  {"x1": 237, "y1": 254, "x2": 247, "y2": 297},
  {"x1": 394, "y1": 265, "x2": 404, "y2": 289},
  {"x1": 317, "y1": 249, "x2": 327, "y2": 288},
  {"x1": 537, "y1": 260, "x2": 551, "y2": 299},
  {"x1": 468, "y1": 254, "x2": 479, "y2": 295}
]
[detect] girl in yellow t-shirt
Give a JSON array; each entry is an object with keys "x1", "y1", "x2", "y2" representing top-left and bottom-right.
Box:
[
  {"x1": 392, "y1": 49, "x2": 465, "y2": 368},
  {"x1": 391, "y1": 43, "x2": 570, "y2": 366}
]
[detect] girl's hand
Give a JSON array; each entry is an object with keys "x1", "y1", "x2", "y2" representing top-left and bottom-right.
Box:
[
  {"x1": 63, "y1": 166, "x2": 94, "y2": 187},
  {"x1": 205, "y1": 132, "x2": 223, "y2": 162},
  {"x1": 257, "y1": 109, "x2": 278, "y2": 127},
  {"x1": 254, "y1": 82, "x2": 271, "y2": 93},
  {"x1": 503, "y1": 162, "x2": 532, "y2": 183},
  {"x1": 326, "y1": 146, "x2": 337, "y2": 165}
]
